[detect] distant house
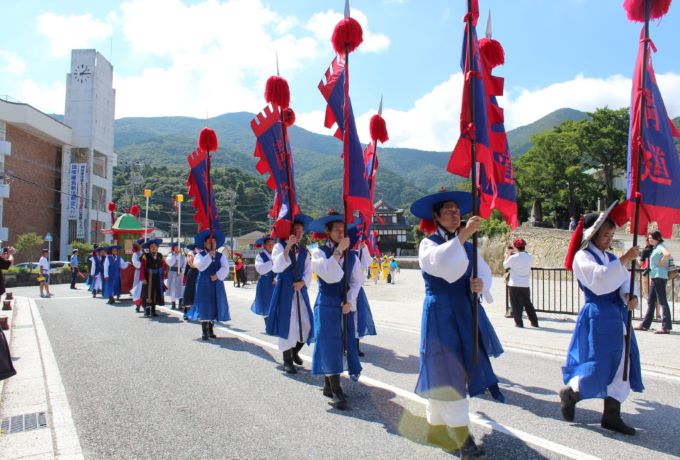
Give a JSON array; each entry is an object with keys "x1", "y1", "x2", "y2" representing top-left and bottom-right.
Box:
[{"x1": 371, "y1": 199, "x2": 412, "y2": 256}]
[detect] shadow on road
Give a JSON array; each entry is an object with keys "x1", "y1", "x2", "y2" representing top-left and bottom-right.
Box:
[{"x1": 358, "y1": 342, "x2": 420, "y2": 374}]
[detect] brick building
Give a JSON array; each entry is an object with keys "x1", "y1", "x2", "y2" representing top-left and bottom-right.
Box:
[{"x1": 0, "y1": 49, "x2": 115, "y2": 261}]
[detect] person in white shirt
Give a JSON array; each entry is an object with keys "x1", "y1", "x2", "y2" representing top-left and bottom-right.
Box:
[
  {"x1": 503, "y1": 238, "x2": 539, "y2": 328},
  {"x1": 38, "y1": 249, "x2": 52, "y2": 298}
]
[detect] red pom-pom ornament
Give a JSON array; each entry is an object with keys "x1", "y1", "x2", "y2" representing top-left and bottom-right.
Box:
[
  {"x1": 198, "y1": 128, "x2": 218, "y2": 152},
  {"x1": 479, "y1": 37, "x2": 505, "y2": 69},
  {"x1": 623, "y1": 0, "x2": 672, "y2": 22},
  {"x1": 130, "y1": 204, "x2": 140, "y2": 217},
  {"x1": 563, "y1": 216, "x2": 584, "y2": 271},
  {"x1": 369, "y1": 114, "x2": 389, "y2": 143},
  {"x1": 331, "y1": 17, "x2": 363, "y2": 55},
  {"x1": 419, "y1": 219, "x2": 437, "y2": 235},
  {"x1": 265, "y1": 75, "x2": 291, "y2": 109},
  {"x1": 282, "y1": 108, "x2": 296, "y2": 127},
  {"x1": 107, "y1": 201, "x2": 117, "y2": 213}
]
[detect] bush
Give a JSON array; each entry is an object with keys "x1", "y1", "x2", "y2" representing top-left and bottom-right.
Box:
[{"x1": 480, "y1": 211, "x2": 511, "y2": 239}]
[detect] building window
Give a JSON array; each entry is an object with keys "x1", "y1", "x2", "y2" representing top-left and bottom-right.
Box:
[
  {"x1": 93, "y1": 150, "x2": 107, "y2": 178},
  {"x1": 72, "y1": 148, "x2": 88, "y2": 164},
  {"x1": 68, "y1": 220, "x2": 78, "y2": 243},
  {"x1": 91, "y1": 185, "x2": 107, "y2": 211},
  {"x1": 398, "y1": 234, "x2": 406, "y2": 242},
  {"x1": 392, "y1": 215, "x2": 397, "y2": 223}
]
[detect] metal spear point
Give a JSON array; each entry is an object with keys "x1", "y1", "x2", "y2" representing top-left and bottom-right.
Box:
[
  {"x1": 344, "y1": 0, "x2": 350, "y2": 19},
  {"x1": 378, "y1": 95, "x2": 383, "y2": 116},
  {"x1": 486, "y1": 9, "x2": 492, "y2": 39},
  {"x1": 276, "y1": 51, "x2": 280, "y2": 77}
]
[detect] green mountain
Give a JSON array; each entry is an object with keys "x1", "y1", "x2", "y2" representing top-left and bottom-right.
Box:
[{"x1": 506, "y1": 108, "x2": 589, "y2": 158}]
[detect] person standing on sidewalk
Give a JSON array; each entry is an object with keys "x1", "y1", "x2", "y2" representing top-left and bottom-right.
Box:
[
  {"x1": 636, "y1": 231, "x2": 673, "y2": 334},
  {"x1": 265, "y1": 215, "x2": 314, "y2": 375},
  {"x1": 503, "y1": 239, "x2": 539, "y2": 328},
  {"x1": 561, "y1": 204, "x2": 643, "y2": 436},
  {"x1": 38, "y1": 249, "x2": 52, "y2": 298},
  {"x1": 0, "y1": 246, "x2": 15, "y2": 297},
  {"x1": 69, "y1": 249, "x2": 79, "y2": 289},
  {"x1": 410, "y1": 190, "x2": 503, "y2": 457}
]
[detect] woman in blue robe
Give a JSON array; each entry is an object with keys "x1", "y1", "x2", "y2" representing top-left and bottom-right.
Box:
[
  {"x1": 103, "y1": 246, "x2": 128, "y2": 304},
  {"x1": 187, "y1": 229, "x2": 230, "y2": 341},
  {"x1": 561, "y1": 203, "x2": 643, "y2": 435},
  {"x1": 410, "y1": 190, "x2": 503, "y2": 457},
  {"x1": 250, "y1": 236, "x2": 276, "y2": 325}
]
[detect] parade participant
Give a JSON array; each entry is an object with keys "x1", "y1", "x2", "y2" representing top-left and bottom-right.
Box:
[
  {"x1": 380, "y1": 256, "x2": 390, "y2": 283},
  {"x1": 89, "y1": 247, "x2": 106, "y2": 298},
  {"x1": 187, "y1": 229, "x2": 230, "y2": 340},
  {"x1": 369, "y1": 256, "x2": 380, "y2": 284},
  {"x1": 266, "y1": 215, "x2": 314, "y2": 374},
  {"x1": 503, "y1": 238, "x2": 539, "y2": 328},
  {"x1": 140, "y1": 239, "x2": 166, "y2": 317},
  {"x1": 130, "y1": 240, "x2": 144, "y2": 312},
  {"x1": 251, "y1": 235, "x2": 276, "y2": 325},
  {"x1": 309, "y1": 212, "x2": 363, "y2": 410},
  {"x1": 166, "y1": 242, "x2": 186, "y2": 310},
  {"x1": 410, "y1": 190, "x2": 503, "y2": 456},
  {"x1": 38, "y1": 249, "x2": 52, "y2": 298},
  {"x1": 182, "y1": 244, "x2": 199, "y2": 321},
  {"x1": 561, "y1": 204, "x2": 643, "y2": 435},
  {"x1": 69, "y1": 249, "x2": 79, "y2": 289},
  {"x1": 103, "y1": 246, "x2": 129, "y2": 305}
]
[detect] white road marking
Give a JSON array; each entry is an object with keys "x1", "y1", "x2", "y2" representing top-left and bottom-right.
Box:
[
  {"x1": 158, "y1": 306, "x2": 601, "y2": 460},
  {"x1": 29, "y1": 297, "x2": 84, "y2": 458}
]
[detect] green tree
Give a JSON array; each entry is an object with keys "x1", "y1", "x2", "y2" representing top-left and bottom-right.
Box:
[{"x1": 15, "y1": 232, "x2": 44, "y2": 263}]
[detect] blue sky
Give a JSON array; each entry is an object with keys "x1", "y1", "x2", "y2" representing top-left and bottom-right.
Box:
[{"x1": 1, "y1": 0, "x2": 679, "y2": 151}]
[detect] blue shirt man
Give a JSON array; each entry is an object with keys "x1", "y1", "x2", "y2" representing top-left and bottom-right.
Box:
[{"x1": 69, "y1": 250, "x2": 79, "y2": 289}]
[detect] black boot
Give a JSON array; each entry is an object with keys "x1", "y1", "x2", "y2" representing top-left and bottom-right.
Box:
[
  {"x1": 183, "y1": 306, "x2": 189, "y2": 320},
  {"x1": 356, "y1": 338, "x2": 365, "y2": 357},
  {"x1": 292, "y1": 342, "x2": 304, "y2": 365},
  {"x1": 559, "y1": 386, "x2": 581, "y2": 422},
  {"x1": 92, "y1": 290, "x2": 97, "y2": 298},
  {"x1": 144, "y1": 305, "x2": 150, "y2": 317},
  {"x1": 323, "y1": 377, "x2": 332, "y2": 398},
  {"x1": 179, "y1": 299, "x2": 184, "y2": 309},
  {"x1": 135, "y1": 304, "x2": 140, "y2": 313},
  {"x1": 201, "y1": 322, "x2": 210, "y2": 341},
  {"x1": 601, "y1": 397, "x2": 636, "y2": 435},
  {"x1": 107, "y1": 296, "x2": 115, "y2": 305},
  {"x1": 458, "y1": 431, "x2": 486, "y2": 459},
  {"x1": 171, "y1": 301, "x2": 176, "y2": 310},
  {"x1": 208, "y1": 321, "x2": 217, "y2": 338},
  {"x1": 328, "y1": 375, "x2": 347, "y2": 410},
  {"x1": 151, "y1": 305, "x2": 158, "y2": 317},
  {"x1": 282, "y1": 350, "x2": 297, "y2": 374}
]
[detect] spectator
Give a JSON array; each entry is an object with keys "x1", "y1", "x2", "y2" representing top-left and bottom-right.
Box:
[
  {"x1": 503, "y1": 239, "x2": 539, "y2": 328},
  {"x1": 389, "y1": 257, "x2": 399, "y2": 284},
  {"x1": 568, "y1": 217, "x2": 577, "y2": 232},
  {"x1": 0, "y1": 246, "x2": 15, "y2": 297},
  {"x1": 636, "y1": 231, "x2": 672, "y2": 334},
  {"x1": 69, "y1": 249, "x2": 79, "y2": 289},
  {"x1": 38, "y1": 249, "x2": 53, "y2": 298},
  {"x1": 529, "y1": 215, "x2": 536, "y2": 227},
  {"x1": 639, "y1": 241, "x2": 655, "y2": 313}
]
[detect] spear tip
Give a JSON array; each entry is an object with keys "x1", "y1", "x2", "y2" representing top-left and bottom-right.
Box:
[
  {"x1": 344, "y1": 0, "x2": 350, "y2": 19},
  {"x1": 378, "y1": 96, "x2": 383, "y2": 116},
  {"x1": 485, "y1": 9, "x2": 492, "y2": 39}
]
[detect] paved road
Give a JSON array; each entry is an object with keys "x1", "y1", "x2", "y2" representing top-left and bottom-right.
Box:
[{"x1": 19, "y1": 270, "x2": 680, "y2": 459}]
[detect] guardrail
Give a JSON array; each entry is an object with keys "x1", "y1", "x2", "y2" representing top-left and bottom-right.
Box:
[{"x1": 505, "y1": 268, "x2": 678, "y2": 324}]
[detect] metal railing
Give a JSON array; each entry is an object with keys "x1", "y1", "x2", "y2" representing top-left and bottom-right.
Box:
[{"x1": 505, "y1": 268, "x2": 678, "y2": 324}]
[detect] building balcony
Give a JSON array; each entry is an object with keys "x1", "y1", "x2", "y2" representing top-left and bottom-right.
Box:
[
  {"x1": 0, "y1": 140, "x2": 10, "y2": 156},
  {"x1": 0, "y1": 183, "x2": 9, "y2": 199}
]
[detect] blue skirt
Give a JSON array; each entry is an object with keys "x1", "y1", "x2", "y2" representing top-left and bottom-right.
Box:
[
  {"x1": 356, "y1": 288, "x2": 377, "y2": 337},
  {"x1": 562, "y1": 299, "x2": 644, "y2": 399},
  {"x1": 103, "y1": 271, "x2": 121, "y2": 298},
  {"x1": 183, "y1": 268, "x2": 198, "y2": 306},
  {"x1": 251, "y1": 273, "x2": 275, "y2": 316},
  {"x1": 187, "y1": 273, "x2": 230, "y2": 322},
  {"x1": 266, "y1": 278, "x2": 313, "y2": 343},
  {"x1": 311, "y1": 294, "x2": 361, "y2": 379}
]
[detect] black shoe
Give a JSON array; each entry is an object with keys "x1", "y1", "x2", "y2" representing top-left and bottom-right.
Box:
[
  {"x1": 356, "y1": 339, "x2": 365, "y2": 357},
  {"x1": 70, "y1": 286, "x2": 77, "y2": 290},
  {"x1": 601, "y1": 397, "x2": 636, "y2": 435},
  {"x1": 107, "y1": 297, "x2": 115, "y2": 305},
  {"x1": 144, "y1": 307, "x2": 150, "y2": 317},
  {"x1": 329, "y1": 375, "x2": 347, "y2": 410},
  {"x1": 531, "y1": 323, "x2": 539, "y2": 328},
  {"x1": 208, "y1": 321, "x2": 217, "y2": 339},
  {"x1": 171, "y1": 301, "x2": 176, "y2": 310},
  {"x1": 151, "y1": 305, "x2": 158, "y2": 317},
  {"x1": 459, "y1": 434, "x2": 486, "y2": 459},
  {"x1": 292, "y1": 342, "x2": 304, "y2": 365},
  {"x1": 282, "y1": 350, "x2": 297, "y2": 374},
  {"x1": 559, "y1": 386, "x2": 581, "y2": 422},
  {"x1": 92, "y1": 291, "x2": 97, "y2": 298},
  {"x1": 323, "y1": 377, "x2": 332, "y2": 398},
  {"x1": 135, "y1": 305, "x2": 140, "y2": 313},
  {"x1": 183, "y1": 306, "x2": 189, "y2": 320},
  {"x1": 201, "y1": 322, "x2": 210, "y2": 341}
]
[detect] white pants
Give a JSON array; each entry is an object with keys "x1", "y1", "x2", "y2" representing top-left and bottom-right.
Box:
[
  {"x1": 426, "y1": 398, "x2": 470, "y2": 428},
  {"x1": 167, "y1": 271, "x2": 184, "y2": 302},
  {"x1": 277, "y1": 291, "x2": 312, "y2": 352}
]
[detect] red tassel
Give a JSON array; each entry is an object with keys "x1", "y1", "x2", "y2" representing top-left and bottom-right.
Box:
[
  {"x1": 369, "y1": 114, "x2": 389, "y2": 143},
  {"x1": 479, "y1": 38, "x2": 505, "y2": 69},
  {"x1": 198, "y1": 128, "x2": 218, "y2": 152},
  {"x1": 419, "y1": 219, "x2": 437, "y2": 235},
  {"x1": 311, "y1": 232, "x2": 327, "y2": 242},
  {"x1": 331, "y1": 17, "x2": 363, "y2": 55},
  {"x1": 564, "y1": 216, "x2": 584, "y2": 271},
  {"x1": 130, "y1": 204, "x2": 140, "y2": 217},
  {"x1": 283, "y1": 108, "x2": 296, "y2": 127},
  {"x1": 107, "y1": 201, "x2": 116, "y2": 213},
  {"x1": 264, "y1": 75, "x2": 291, "y2": 109},
  {"x1": 623, "y1": 0, "x2": 672, "y2": 22}
]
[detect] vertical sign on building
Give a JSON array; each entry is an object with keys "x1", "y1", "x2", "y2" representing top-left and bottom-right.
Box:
[
  {"x1": 68, "y1": 163, "x2": 78, "y2": 219},
  {"x1": 77, "y1": 163, "x2": 88, "y2": 238}
]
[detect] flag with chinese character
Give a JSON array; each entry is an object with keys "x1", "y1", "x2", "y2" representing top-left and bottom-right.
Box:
[
  {"x1": 318, "y1": 56, "x2": 372, "y2": 220},
  {"x1": 186, "y1": 148, "x2": 220, "y2": 232},
  {"x1": 626, "y1": 29, "x2": 680, "y2": 237},
  {"x1": 251, "y1": 105, "x2": 300, "y2": 239}
]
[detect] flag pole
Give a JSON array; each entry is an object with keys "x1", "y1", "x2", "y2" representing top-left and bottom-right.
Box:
[
  {"x1": 466, "y1": 0, "x2": 480, "y2": 365},
  {"x1": 623, "y1": 0, "x2": 650, "y2": 382},
  {"x1": 342, "y1": 41, "x2": 351, "y2": 355}
]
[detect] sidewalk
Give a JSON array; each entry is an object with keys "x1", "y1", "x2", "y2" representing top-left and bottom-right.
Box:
[{"x1": 0, "y1": 293, "x2": 83, "y2": 459}]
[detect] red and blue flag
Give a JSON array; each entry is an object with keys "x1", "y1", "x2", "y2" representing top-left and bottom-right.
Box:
[{"x1": 186, "y1": 148, "x2": 220, "y2": 232}]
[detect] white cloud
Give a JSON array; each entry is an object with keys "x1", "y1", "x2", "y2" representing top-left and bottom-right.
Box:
[
  {"x1": 37, "y1": 13, "x2": 114, "y2": 58},
  {"x1": 0, "y1": 50, "x2": 26, "y2": 75},
  {"x1": 17, "y1": 80, "x2": 66, "y2": 114},
  {"x1": 307, "y1": 8, "x2": 390, "y2": 54},
  {"x1": 320, "y1": 72, "x2": 680, "y2": 152}
]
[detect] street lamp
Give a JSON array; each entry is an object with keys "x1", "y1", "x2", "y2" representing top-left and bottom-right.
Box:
[
  {"x1": 176, "y1": 194, "x2": 183, "y2": 245},
  {"x1": 144, "y1": 189, "x2": 152, "y2": 242}
]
